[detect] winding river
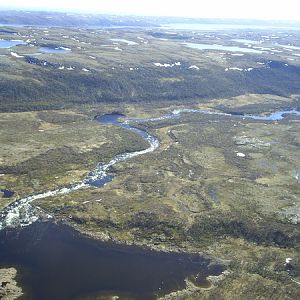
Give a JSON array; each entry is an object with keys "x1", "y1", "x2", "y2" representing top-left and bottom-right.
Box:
[
  {"x1": 0, "y1": 113, "x2": 160, "y2": 230},
  {"x1": 1, "y1": 108, "x2": 300, "y2": 230},
  {"x1": 0, "y1": 108, "x2": 299, "y2": 299}
]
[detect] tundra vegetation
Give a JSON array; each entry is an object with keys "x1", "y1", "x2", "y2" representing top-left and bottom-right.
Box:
[{"x1": 0, "y1": 23, "x2": 300, "y2": 299}]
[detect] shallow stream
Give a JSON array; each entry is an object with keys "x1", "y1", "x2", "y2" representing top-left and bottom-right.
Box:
[{"x1": 0, "y1": 108, "x2": 299, "y2": 299}]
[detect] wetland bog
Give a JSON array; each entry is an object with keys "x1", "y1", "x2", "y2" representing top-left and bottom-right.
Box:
[
  {"x1": 1, "y1": 100, "x2": 299, "y2": 299},
  {"x1": 0, "y1": 19, "x2": 300, "y2": 299}
]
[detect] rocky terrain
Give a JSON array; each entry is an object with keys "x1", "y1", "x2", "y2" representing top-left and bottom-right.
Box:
[{"x1": 0, "y1": 268, "x2": 23, "y2": 300}]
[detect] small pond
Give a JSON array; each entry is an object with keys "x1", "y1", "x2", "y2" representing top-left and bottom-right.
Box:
[
  {"x1": 110, "y1": 38, "x2": 138, "y2": 45},
  {"x1": 244, "y1": 109, "x2": 300, "y2": 121},
  {"x1": 0, "y1": 39, "x2": 26, "y2": 48},
  {"x1": 39, "y1": 46, "x2": 71, "y2": 53},
  {"x1": 182, "y1": 42, "x2": 263, "y2": 53},
  {"x1": 0, "y1": 189, "x2": 14, "y2": 198}
]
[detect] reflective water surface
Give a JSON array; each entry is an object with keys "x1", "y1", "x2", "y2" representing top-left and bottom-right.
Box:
[
  {"x1": 0, "y1": 39, "x2": 26, "y2": 48},
  {"x1": 182, "y1": 42, "x2": 263, "y2": 53},
  {"x1": 0, "y1": 222, "x2": 223, "y2": 300}
]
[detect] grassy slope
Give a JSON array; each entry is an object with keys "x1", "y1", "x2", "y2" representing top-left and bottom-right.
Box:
[
  {"x1": 1, "y1": 27, "x2": 300, "y2": 112},
  {"x1": 0, "y1": 108, "x2": 148, "y2": 208}
]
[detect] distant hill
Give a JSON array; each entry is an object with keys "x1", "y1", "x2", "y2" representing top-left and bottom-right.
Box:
[
  {"x1": 0, "y1": 11, "x2": 299, "y2": 28},
  {"x1": 0, "y1": 11, "x2": 158, "y2": 27},
  {"x1": 1, "y1": 12, "x2": 300, "y2": 113}
]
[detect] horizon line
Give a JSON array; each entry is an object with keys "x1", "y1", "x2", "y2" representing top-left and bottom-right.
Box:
[{"x1": 0, "y1": 8, "x2": 300, "y2": 23}]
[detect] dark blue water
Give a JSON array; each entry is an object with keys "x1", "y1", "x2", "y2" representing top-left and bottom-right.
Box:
[
  {"x1": 95, "y1": 113, "x2": 150, "y2": 139},
  {"x1": 0, "y1": 189, "x2": 14, "y2": 198},
  {"x1": 0, "y1": 222, "x2": 223, "y2": 300},
  {"x1": 84, "y1": 174, "x2": 114, "y2": 188},
  {"x1": 95, "y1": 113, "x2": 125, "y2": 125}
]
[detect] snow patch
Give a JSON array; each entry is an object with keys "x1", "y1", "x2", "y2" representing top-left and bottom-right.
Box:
[
  {"x1": 154, "y1": 62, "x2": 181, "y2": 68},
  {"x1": 10, "y1": 52, "x2": 24, "y2": 58},
  {"x1": 229, "y1": 67, "x2": 243, "y2": 71},
  {"x1": 189, "y1": 65, "x2": 199, "y2": 70},
  {"x1": 59, "y1": 47, "x2": 71, "y2": 51},
  {"x1": 226, "y1": 67, "x2": 254, "y2": 72},
  {"x1": 236, "y1": 152, "x2": 246, "y2": 157}
]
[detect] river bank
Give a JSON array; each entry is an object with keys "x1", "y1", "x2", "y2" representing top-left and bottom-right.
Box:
[{"x1": 0, "y1": 105, "x2": 299, "y2": 299}]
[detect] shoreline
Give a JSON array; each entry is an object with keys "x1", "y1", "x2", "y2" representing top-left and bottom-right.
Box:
[{"x1": 0, "y1": 268, "x2": 23, "y2": 300}]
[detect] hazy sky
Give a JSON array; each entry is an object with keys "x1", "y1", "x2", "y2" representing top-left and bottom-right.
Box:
[{"x1": 1, "y1": 0, "x2": 300, "y2": 20}]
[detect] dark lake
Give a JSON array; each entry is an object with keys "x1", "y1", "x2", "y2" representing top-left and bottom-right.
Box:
[{"x1": 0, "y1": 222, "x2": 223, "y2": 300}]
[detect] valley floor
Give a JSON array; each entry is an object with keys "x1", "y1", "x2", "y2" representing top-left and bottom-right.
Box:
[{"x1": 1, "y1": 95, "x2": 300, "y2": 299}]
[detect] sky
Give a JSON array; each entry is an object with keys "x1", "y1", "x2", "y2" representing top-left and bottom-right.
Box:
[{"x1": 1, "y1": 0, "x2": 300, "y2": 21}]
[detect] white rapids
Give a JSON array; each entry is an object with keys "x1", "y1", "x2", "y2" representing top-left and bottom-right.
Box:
[
  {"x1": 0, "y1": 116, "x2": 159, "y2": 231},
  {"x1": 1, "y1": 108, "x2": 299, "y2": 230}
]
